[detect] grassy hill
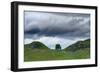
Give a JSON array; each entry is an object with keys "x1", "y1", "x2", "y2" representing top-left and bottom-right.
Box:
[
  {"x1": 24, "y1": 41, "x2": 49, "y2": 49},
  {"x1": 64, "y1": 39, "x2": 90, "y2": 51},
  {"x1": 24, "y1": 39, "x2": 90, "y2": 62}
]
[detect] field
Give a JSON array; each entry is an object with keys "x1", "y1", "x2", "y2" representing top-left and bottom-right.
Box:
[{"x1": 24, "y1": 47, "x2": 90, "y2": 62}]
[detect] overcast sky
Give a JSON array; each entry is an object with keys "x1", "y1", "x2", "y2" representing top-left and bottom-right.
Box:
[{"x1": 24, "y1": 11, "x2": 90, "y2": 49}]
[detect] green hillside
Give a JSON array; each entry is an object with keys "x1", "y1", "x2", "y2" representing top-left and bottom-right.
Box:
[
  {"x1": 24, "y1": 41, "x2": 49, "y2": 49},
  {"x1": 64, "y1": 39, "x2": 90, "y2": 51},
  {"x1": 24, "y1": 39, "x2": 90, "y2": 62}
]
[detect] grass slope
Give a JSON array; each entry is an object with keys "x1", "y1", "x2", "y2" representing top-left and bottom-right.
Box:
[
  {"x1": 24, "y1": 40, "x2": 90, "y2": 62},
  {"x1": 25, "y1": 41, "x2": 49, "y2": 49},
  {"x1": 64, "y1": 39, "x2": 90, "y2": 51},
  {"x1": 24, "y1": 48, "x2": 90, "y2": 61}
]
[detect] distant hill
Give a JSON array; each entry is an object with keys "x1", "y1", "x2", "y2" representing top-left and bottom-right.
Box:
[
  {"x1": 64, "y1": 39, "x2": 90, "y2": 51},
  {"x1": 24, "y1": 41, "x2": 49, "y2": 49}
]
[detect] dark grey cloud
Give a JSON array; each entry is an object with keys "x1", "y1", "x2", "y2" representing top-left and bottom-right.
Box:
[{"x1": 24, "y1": 11, "x2": 90, "y2": 40}]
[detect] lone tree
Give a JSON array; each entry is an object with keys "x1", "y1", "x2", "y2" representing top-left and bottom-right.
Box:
[{"x1": 55, "y1": 44, "x2": 61, "y2": 50}]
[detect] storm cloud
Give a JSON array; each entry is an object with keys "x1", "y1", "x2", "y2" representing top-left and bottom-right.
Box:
[
  {"x1": 24, "y1": 11, "x2": 90, "y2": 39},
  {"x1": 24, "y1": 11, "x2": 90, "y2": 49}
]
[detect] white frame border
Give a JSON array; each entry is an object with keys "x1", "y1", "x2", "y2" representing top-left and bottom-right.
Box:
[{"x1": 18, "y1": 5, "x2": 96, "y2": 69}]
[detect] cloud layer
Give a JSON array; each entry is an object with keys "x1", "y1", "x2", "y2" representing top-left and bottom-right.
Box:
[{"x1": 24, "y1": 11, "x2": 90, "y2": 49}]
